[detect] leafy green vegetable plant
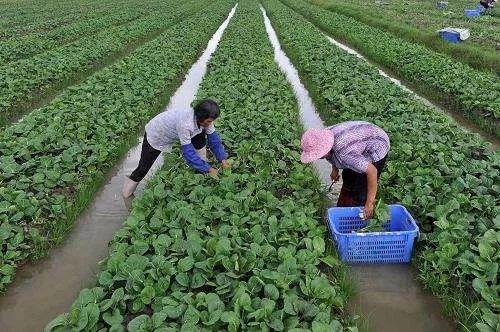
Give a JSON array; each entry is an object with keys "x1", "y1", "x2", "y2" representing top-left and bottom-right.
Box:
[{"x1": 357, "y1": 200, "x2": 389, "y2": 233}]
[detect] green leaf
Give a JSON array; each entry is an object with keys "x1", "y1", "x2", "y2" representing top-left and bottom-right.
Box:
[
  {"x1": 140, "y1": 285, "x2": 155, "y2": 304},
  {"x1": 475, "y1": 323, "x2": 494, "y2": 332},
  {"x1": 165, "y1": 304, "x2": 186, "y2": 319},
  {"x1": 111, "y1": 287, "x2": 125, "y2": 303},
  {"x1": 103, "y1": 308, "x2": 123, "y2": 326},
  {"x1": 98, "y1": 271, "x2": 113, "y2": 287},
  {"x1": 127, "y1": 315, "x2": 150, "y2": 331},
  {"x1": 312, "y1": 321, "x2": 331, "y2": 332},
  {"x1": 221, "y1": 311, "x2": 239, "y2": 328},
  {"x1": 0, "y1": 264, "x2": 14, "y2": 276},
  {"x1": 177, "y1": 256, "x2": 194, "y2": 272},
  {"x1": 175, "y1": 273, "x2": 190, "y2": 287},
  {"x1": 152, "y1": 310, "x2": 168, "y2": 328},
  {"x1": 45, "y1": 313, "x2": 69, "y2": 331},
  {"x1": 205, "y1": 293, "x2": 223, "y2": 313},
  {"x1": 0, "y1": 223, "x2": 12, "y2": 241},
  {"x1": 85, "y1": 303, "x2": 100, "y2": 329},
  {"x1": 183, "y1": 305, "x2": 200, "y2": 326},
  {"x1": 312, "y1": 237, "x2": 325, "y2": 253},
  {"x1": 319, "y1": 255, "x2": 339, "y2": 267},
  {"x1": 264, "y1": 284, "x2": 280, "y2": 300}
]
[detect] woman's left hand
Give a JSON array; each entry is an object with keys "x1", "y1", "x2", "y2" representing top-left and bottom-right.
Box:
[
  {"x1": 363, "y1": 200, "x2": 375, "y2": 219},
  {"x1": 221, "y1": 160, "x2": 231, "y2": 168}
]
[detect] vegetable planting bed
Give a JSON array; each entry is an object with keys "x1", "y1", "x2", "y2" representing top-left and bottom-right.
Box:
[
  {"x1": 47, "y1": 1, "x2": 355, "y2": 330},
  {"x1": 262, "y1": 0, "x2": 499, "y2": 330}
]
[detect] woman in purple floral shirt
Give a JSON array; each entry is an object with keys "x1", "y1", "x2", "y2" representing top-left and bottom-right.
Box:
[{"x1": 300, "y1": 121, "x2": 390, "y2": 219}]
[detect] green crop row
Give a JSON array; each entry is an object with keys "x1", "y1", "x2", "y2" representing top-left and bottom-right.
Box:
[
  {"x1": 0, "y1": 0, "x2": 209, "y2": 126},
  {"x1": 0, "y1": 0, "x2": 234, "y2": 294},
  {"x1": 262, "y1": 0, "x2": 499, "y2": 330},
  {"x1": 280, "y1": 0, "x2": 500, "y2": 137},
  {"x1": 307, "y1": 0, "x2": 500, "y2": 73},
  {"x1": 0, "y1": 0, "x2": 169, "y2": 65},
  {"x1": 46, "y1": 1, "x2": 356, "y2": 331},
  {"x1": 0, "y1": 0, "x2": 133, "y2": 39}
]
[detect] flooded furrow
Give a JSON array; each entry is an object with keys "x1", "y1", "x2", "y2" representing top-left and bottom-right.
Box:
[
  {"x1": 261, "y1": 7, "x2": 454, "y2": 332},
  {"x1": 0, "y1": 5, "x2": 237, "y2": 331},
  {"x1": 260, "y1": 6, "x2": 336, "y2": 197},
  {"x1": 325, "y1": 34, "x2": 499, "y2": 150}
]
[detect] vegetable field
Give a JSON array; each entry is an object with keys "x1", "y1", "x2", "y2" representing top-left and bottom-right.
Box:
[
  {"x1": 308, "y1": 0, "x2": 500, "y2": 72},
  {"x1": 0, "y1": 0, "x2": 498, "y2": 331}
]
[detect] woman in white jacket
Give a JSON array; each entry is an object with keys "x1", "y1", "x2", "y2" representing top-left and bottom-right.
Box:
[{"x1": 122, "y1": 99, "x2": 230, "y2": 197}]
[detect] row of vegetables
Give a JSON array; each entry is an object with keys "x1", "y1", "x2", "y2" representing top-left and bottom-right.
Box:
[
  {"x1": 0, "y1": 0, "x2": 233, "y2": 292},
  {"x1": 0, "y1": 0, "x2": 211, "y2": 126},
  {"x1": 0, "y1": 0, "x2": 134, "y2": 39},
  {"x1": 0, "y1": 0, "x2": 171, "y2": 65},
  {"x1": 262, "y1": 0, "x2": 499, "y2": 330},
  {"x1": 47, "y1": 2, "x2": 354, "y2": 330},
  {"x1": 281, "y1": 0, "x2": 499, "y2": 136}
]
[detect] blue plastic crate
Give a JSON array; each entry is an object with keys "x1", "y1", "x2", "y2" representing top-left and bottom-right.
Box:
[
  {"x1": 439, "y1": 30, "x2": 461, "y2": 43},
  {"x1": 465, "y1": 4, "x2": 486, "y2": 17},
  {"x1": 327, "y1": 204, "x2": 419, "y2": 264},
  {"x1": 464, "y1": 9, "x2": 482, "y2": 18},
  {"x1": 436, "y1": 1, "x2": 448, "y2": 9}
]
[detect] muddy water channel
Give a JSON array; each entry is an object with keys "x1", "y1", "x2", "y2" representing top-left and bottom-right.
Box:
[
  {"x1": 0, "y1": 5, "x2": 237, "y2": 331},
  {"x1": 262, "y1": 7, "x2": 454, "y2": 332}
]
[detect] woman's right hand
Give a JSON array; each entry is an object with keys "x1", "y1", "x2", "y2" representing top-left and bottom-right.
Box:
[
  {"x1": 330, "y1": 168, "x2": 340, "y2": 182},
  {"x1": 208, "y1": 168, "x2": 218, "y2": 177}
]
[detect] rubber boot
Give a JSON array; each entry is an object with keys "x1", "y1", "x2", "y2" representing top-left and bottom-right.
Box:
[
  {"x1": 196, "y1": 147, "x2": 208, "y2": 161},
  {"x1": 122, "y1": 176, "x2": 139, "y2": 198}
]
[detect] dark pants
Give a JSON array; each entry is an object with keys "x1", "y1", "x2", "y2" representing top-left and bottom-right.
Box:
[
  {"x1": 129, "y1": 132, "x2": 206, "y2": 182},
  {"x1": 479, "y1": 0, "x2": 492, "y2": 9},
  {"x1": 337, "y1": 157, "x2": 387, "y2": 207}
]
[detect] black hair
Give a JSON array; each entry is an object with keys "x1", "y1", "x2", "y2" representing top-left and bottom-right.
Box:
[{"x1": 194, "y1": 99, "x2": 220, "y2": 121}]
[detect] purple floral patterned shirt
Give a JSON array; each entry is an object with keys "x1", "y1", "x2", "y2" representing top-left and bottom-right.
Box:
[{"x1": 327, "y1": 121, "x2": 390, "y2": 173}]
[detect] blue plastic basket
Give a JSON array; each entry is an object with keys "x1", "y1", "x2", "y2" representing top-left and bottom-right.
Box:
[
  {"x1": 464, "y1": 9, "x2": 482, "y2": 18},
  {"x1": 438, "y1": 30, "x2": 461, "y2": 43},
  {"x1": 436, "y1": 1, "x2": 448, "y2": 9},
  {"x1": 327, "y1": 204, "x2": 419, "y2": 264},
  {"x1": 465, "y1": 4, "x2": 486, "y2": 17}
]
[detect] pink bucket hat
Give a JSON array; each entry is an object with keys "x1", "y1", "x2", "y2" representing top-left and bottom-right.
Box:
[{"x1": 300, "y1": 128, "x2": 334, "y2": 163}]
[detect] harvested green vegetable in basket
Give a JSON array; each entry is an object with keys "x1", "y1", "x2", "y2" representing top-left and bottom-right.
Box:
[{"x1": 357, "y1": 200, "x2": 389, "y2": 232}]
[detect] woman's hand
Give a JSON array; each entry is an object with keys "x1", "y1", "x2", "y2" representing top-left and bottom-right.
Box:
[
  {"x1": 330, "y1": 167, "x2": 340, "y2": 182},
  {"x1": 208, "y1": 167, "x2": 218, "y2": 177},
  {"x1": 221, "y1": 160, "x2": 231, "y2": 169},
  {"x1": 363, "y1": 200, "x2": 375, "y2": 219}
]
